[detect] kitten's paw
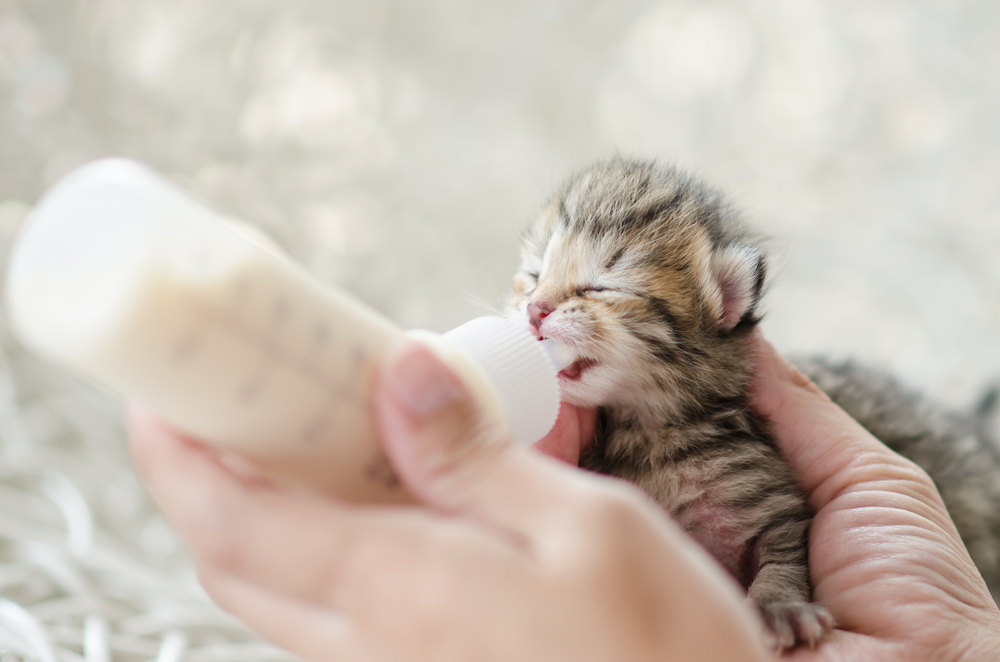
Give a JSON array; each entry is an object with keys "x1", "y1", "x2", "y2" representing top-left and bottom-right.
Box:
[{"x1": 756, "y1": 600, "x2": 834, "y2": 651}]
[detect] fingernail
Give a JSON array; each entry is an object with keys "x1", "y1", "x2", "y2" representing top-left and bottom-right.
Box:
[
  {"x1": 388, "y1": 343, "x2": 464, "y2": 416},
  {"x1": 787, "y1": 362, "x2": 813, "y2": 389}
]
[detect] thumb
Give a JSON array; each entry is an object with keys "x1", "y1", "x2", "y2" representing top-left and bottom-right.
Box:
[
  {"x1": 750, "y1": 333, "x2": 933, "y2": 511},
  {"x1": 374, "y1": 338, "x2": 579, "y2": 536}
]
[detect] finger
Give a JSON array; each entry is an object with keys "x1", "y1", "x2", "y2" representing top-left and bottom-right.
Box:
[
  {"x1": 197, "y1": 569, "x2": 354, "y2": 661},
  {"x1": 578, "y1": 404, "x2": 598, "y2": 453},
  {"x1": 129, "y1": 407, "x2": 488, "y2": 607},
  {"x1": 749, "y1": 334, "x2": 937, "y2": 511},
  {"x1": 533, "y1": 401, "x2": 597, "y2": 465},
  {"x1": 376, "y1": 339, "x2": 592, "y2": 540}
]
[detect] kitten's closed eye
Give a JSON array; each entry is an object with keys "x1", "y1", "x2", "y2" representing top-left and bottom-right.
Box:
[
  {"x1": 508, "y1": 159, "x2": 826, "y2": 649},
  {"x1": 512, "y1": 271, "x2": 539, "y2": 297}
]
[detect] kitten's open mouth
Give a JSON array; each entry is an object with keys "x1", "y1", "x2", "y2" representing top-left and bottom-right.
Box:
[
  {"x1": 559, "y1": 358, "x2": 596, "y2": 381},
  {"x1": 537, "y1": 334, "x2": 595, "y2": 381}
]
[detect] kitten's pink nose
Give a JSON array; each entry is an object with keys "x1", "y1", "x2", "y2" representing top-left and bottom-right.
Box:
[{"x1": 527, "y1": 299, "x2": 555, "y2": 331}]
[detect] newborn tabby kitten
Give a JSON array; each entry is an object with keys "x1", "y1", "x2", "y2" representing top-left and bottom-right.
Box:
[{"x1": 506, "y1": 158, "x2": 1000, "y2": 650}]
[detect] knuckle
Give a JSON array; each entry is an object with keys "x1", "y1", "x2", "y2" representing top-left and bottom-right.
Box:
[
  {"x1": 195, "y1": 522, "x2": 246, "y2": 572},
  {"x1": 565, "y1": 479, "x2": 654, "y2": 552},
  {"x1": 184, "y1": 488, "x2": 252, "y2": 572},
  {"x1": 421, "y1": 411, "x2": 511, "y2": 488},
  {"x1": 587, "y1": 480, "x2": 650, "y2": 526}
]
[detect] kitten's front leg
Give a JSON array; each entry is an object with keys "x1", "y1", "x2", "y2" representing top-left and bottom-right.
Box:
[{"x1": 747, "y1": 516, "x2": 834, "y2": 651}]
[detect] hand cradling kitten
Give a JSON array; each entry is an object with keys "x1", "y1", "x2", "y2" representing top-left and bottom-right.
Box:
[{"x1": 507, "y1": 158, "x2": 1000, "y2": 651}]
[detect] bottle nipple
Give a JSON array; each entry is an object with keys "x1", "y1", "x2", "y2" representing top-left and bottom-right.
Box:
[{"x1": 539, "y1": 338, "x2": 576, "y2": 373}]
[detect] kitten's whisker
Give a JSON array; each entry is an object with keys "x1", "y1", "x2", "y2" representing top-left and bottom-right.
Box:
[{"x1": 462, "y1": 292, "x2": 504, "y2": 316}]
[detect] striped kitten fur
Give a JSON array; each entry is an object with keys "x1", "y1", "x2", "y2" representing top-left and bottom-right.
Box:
[{"x1": 506, "y1": 158, "x2": 1000, "y2": 650}]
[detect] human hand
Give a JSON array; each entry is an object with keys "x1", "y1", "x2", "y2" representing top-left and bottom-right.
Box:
[
  {"x1": 532, "y1": 399, "x2": 597, "y2": 465},
  {"x1": 129, "y1": 339, "x2": 771, "y2": 662},
  {"x1": 751, "y1": 335, "x2": 1000, "y2": 661}
]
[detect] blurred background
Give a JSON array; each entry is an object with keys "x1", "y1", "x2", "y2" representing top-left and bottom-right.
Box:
[{"x1": 0, "y1": 0, "x2": 998, "y2": 659}]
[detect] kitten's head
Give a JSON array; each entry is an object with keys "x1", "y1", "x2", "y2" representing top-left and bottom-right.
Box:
[{"x1": 508, "y1": 159, "x2": 765, "y2": 421}]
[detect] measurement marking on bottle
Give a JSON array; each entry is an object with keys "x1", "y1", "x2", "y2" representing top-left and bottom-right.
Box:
[
  {"x1": 170, "y1": 332, "x2": 202, "y2": 362},
  {"x1": 238, "y1": 294, "x2": 291, "y2": 402},
  {"x1": 172, "y1": 288, "x2": 368, "y2": 444}
]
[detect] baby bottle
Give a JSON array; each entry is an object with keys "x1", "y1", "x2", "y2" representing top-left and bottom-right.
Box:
[{"x1": 4, "y1": 159, "x2": 573, "y2": 504}]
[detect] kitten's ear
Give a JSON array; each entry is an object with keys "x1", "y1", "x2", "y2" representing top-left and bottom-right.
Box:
[{"x1": 709, "y1": 244, "x2": 765, "y2": 332}]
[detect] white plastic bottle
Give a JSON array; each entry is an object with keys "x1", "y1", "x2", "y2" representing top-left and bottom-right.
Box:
[{"x1": 4, "y1": 159, "x2": 573, "y2": 504}]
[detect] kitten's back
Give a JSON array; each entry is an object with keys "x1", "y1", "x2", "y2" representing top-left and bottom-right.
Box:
[{"x1": 797, "y1": 357, "x2": 1000, "y2": 591}]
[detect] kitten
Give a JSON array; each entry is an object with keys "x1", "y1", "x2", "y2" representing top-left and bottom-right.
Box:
[{"x1": 506, "y1": 158, "x2": 1000, "y2": 650}]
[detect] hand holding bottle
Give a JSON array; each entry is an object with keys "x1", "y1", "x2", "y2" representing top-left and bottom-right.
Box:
[
  {"x1": 131, "y1": 333, "x2": 1000, "y2": 661},
  {"x1": 129, "y1": 339, "x2": 770, "y2": 662}
]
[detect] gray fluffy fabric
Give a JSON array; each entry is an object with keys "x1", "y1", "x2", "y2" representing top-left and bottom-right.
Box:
[{"x1": 0, "y1": 0, "x2": 998, "y2": 660}]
